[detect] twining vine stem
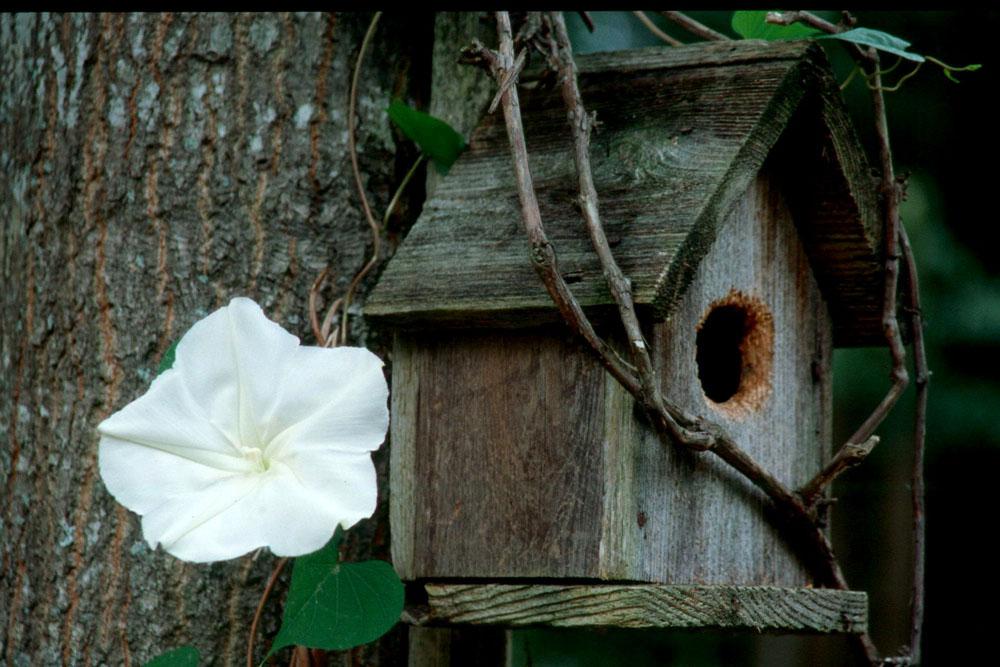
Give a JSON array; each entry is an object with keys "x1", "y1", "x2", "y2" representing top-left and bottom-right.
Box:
[
  {"x1": 246, "y1": 556, "x2": 289, "y2": 667},
  {"x1": 473, "y1": 10, "x2": 929, "y2": 666},
  {"x1": 767, "y1": 14, "x2": 927, "y2": 664},
  {"x1": 308, "y1": 11, "x2": 385, "y2": 348}
]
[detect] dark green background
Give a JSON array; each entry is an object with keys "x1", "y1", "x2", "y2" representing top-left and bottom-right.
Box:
[{"x1": 505, "y1": 11, "x2": 995, "y2": 665}]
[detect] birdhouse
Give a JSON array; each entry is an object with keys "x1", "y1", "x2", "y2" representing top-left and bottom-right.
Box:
[{"x1": 366, "y1": 41, "x2": 880, "y2": 633}]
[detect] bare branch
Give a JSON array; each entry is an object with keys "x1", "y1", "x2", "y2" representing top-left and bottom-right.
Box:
[
  {"x1": 660, "y1": 12, "x2": 729, "y2": 41},
  {"x1": 799, "y1": 436, "x2": 879, "y2": 506},
  {"x1": 308, "y1": 267, "x2": 330, "y2": 343},
  {"x1": 840, "y1": 51, "x2": 910, "y2": 450},
  {"x1": 901, "y1": 225, "x2": 928, "y2": 664},
  {"x1": 765, "y1": 10, "x2": 841, "y2": 34},
  {"x1": 632, "y1": 11, "x2": 683, "y2": 46},
  {"x1": 548, "y1": 11, "x2": 710, "y2": 450},
  {"x1": 482, "y1": 13, "x2": 926, "y2": 665},
  {"x1": 482, "y1": 14, "x2": 642, "y2": 397}
]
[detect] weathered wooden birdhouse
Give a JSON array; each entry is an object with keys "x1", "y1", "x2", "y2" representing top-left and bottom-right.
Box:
[{"x1": 366, "y1": 41, "x2": 881, "y2": 633}]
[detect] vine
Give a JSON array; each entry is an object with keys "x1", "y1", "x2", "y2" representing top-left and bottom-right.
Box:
[{"x1": 459, "y1": 10, "x2": 975, "y2": 666}]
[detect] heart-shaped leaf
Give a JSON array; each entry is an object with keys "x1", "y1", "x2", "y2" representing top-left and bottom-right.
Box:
[
  {"x1": 820, "y1": 27, "x2": 925, "y2": 62},
  {"x1": 267, "y1": 537, "x2": 404, "y2": 658},
  {"x1": 388, "y1": 100, "x2": 466, "y2": 173},
  {"x1": 143, "y1": 646, "x2": 199, "y2": 667}
]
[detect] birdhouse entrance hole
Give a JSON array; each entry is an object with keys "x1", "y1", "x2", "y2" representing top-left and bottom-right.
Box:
[{"x1": 696, "y1": 292, "x2": 774, "y2": 415}]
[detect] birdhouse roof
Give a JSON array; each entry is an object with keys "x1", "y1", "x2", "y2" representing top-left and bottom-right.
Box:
[{"x1": 366, "y1": 40, "x2": 884, "y2": 347}]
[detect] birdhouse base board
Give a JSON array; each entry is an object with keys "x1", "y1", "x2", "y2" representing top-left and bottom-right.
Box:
[{"x1": 415, "y1": 583, "x2": 867, "y2": 634}]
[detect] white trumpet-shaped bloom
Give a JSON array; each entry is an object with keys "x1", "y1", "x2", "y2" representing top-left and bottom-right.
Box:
[{"x1": 98, "y1": 297, "x2": 389, "y2": 563}]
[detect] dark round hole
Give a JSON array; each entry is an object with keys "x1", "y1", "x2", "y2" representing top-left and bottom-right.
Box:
[{"x1": 696, "y1": 305, "x2": 748, "y2": 403}]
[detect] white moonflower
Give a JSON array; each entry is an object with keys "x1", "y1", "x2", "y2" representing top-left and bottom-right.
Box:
[{"x1": 97, "y1": 297, "x2": 388, "y2": 563}]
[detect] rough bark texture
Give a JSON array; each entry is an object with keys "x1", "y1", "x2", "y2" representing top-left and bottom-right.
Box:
[{"x1": 0, "y1": 12, "x2": 429, "y2": 666}]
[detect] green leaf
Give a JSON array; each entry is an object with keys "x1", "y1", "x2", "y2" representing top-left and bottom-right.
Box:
[
  {"x1": 387, "y1": 100, "x2": 466, "y2": 174},
  {"x1": 267, "y1": 537, "x2": 404, "y2": 657},
  {"x1": 143, "y1": 646, "x2": 199, "y2": 667},
  {"x1": 731, "y1": 11, "x2": 820, "y2": 41},
  {"x1": 157, "y1": 340, "x2": 179, "y2": 375},
  {"x1": 819, "y1": 27, "x2": 925, "y2": 62}
]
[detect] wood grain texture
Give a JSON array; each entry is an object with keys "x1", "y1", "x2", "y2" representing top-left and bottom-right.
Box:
[
  {"x1": 365, "y1": 40, "x2": 882, "y2": 346},
  {"x1": 0, "y1": 12, "x2": 423, "y2": 666},
  {"x1": 392, "y1": 173, "x2": 832, "y2": 588},
  {"x1": 770, "y1": 57, "x2": 884, "y2": 347},
  {"x1": 615, "y1": 171, "x2": 832, "y2": 586},
  {"x1": 394, "y1": 328, "x2": 608, "y2": 579},
  {"x1": 423, "y1": 583, "x2": 867, "y2": 634}
]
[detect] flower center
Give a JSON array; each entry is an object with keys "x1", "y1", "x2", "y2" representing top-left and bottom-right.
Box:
[{"x1": 239, "y1": 446, "x2": 269, "y2": 473}]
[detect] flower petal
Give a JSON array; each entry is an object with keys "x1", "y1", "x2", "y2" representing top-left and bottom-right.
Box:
[
  {"x1": 174, "y1": 297, "x2": 299, "y2": 449},
  {"x1": 141, "y1": 452, "x2": 376, "y2": 562},
  {"x1": 99, "y1": 434, "x2": 241, "y2": 515},
  {"x1": 275, "y1": 449, "x2": 379, "y2": 533},
  {"x1": 264, "y1": 346, "x2": 389, "y2": 456},
  {"x1": 97, "y1": 368, "x2": 258, "y2": 510}
]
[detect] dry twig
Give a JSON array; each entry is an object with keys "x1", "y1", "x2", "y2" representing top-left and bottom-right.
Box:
[
  {"x1": 660, "y1": 11, "x2": 729, "y2": 41},
  {"x1": 632, "y1": 11, "x2": 682, "y2": 46},
  {"x1": 463, "y1": 20, "x2": 640, "y2": 396},
  {"x1": 900, "y1": 225, "x2": 928, "y2": 664},
  {"x1": 799, "y1": 435, "x2": 878, "y2": 506},
  {"x1": 541, "y1": 7, "x2": 856, "y2": 591},
  {"x1": 765, "y1": 9, "x2": 841, "y2": 34},
  {"x1": 339, "y1": 11, "x2": 384, "y2": 346}
]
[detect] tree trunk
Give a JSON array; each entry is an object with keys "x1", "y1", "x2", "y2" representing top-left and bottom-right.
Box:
[{"x1": 1, "y1": 12, "x2": 430, "y2": 665}]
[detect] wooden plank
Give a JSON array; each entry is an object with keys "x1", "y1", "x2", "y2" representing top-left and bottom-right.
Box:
[
  {"x1": 614, "y1": 171, "x2": 832, "y2": 585},
  {"x1": 565, "y1": 39, "x2": 815, "y2": 76},
  {"x1": 423, "y1": 584, "x2": 868, "y2": 634},
  {"x1": 399, "y1": 328, "x2": 609, "y2": 578},
  {"x1": 406, "y1": 14, "x2": 513, "y2": 664},
  {"x1": 390, "y1": 334, "x2": 420, "y2": 580}
]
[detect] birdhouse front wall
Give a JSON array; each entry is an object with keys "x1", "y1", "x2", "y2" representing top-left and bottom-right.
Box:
[
  {"x1": 599, "y1": 170, "x2": 833, "y2": 586},
  {"x1": 390, "y1": 171, "x2": 832, "y2": 586}
]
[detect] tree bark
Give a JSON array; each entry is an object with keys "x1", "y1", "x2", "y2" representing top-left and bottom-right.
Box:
[{"x1": 0, "y1": 12, "x2": 429, "y2": 666}]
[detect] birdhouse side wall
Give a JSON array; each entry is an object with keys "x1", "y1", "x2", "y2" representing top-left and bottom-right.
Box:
[
  {"x1": 599, "y1": 171, "x2": 833, "y2": 585},
  {"x1": 390, "y1": 328, "x2": 611, "y2": 580}
]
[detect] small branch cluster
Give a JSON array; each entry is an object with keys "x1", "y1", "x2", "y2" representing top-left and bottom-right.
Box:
[{"x1": 470, "y1": 10, "x2": 929, "y2": 666}]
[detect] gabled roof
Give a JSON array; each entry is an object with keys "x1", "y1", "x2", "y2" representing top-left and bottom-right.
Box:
[{"x1": 366, "y1": 40, "x2": 884, "y2": 347}]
